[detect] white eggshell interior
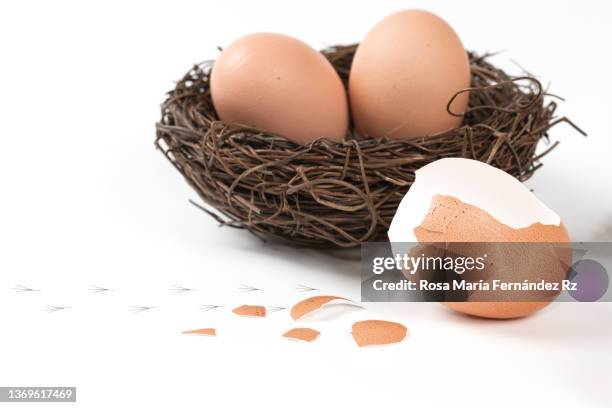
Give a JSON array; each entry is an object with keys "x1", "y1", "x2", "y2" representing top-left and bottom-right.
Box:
[{"x1": 388, "y1": 158, "x2": 561, "y2": 243}]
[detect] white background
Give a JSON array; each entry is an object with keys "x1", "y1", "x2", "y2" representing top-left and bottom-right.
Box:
[{"x1": 1, "y1": 0, "x2": 611, "y2": 407}]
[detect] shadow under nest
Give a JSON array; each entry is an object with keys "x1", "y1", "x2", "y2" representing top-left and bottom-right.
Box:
[{"x1": 155, "y1": 44, "x2": 583, "y2": 248}]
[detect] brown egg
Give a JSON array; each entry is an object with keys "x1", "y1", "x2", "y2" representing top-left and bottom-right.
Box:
[
  {"x1": 210, "y1": 33, "x2": 349, "y2": 145},
  {"x1": 388, "y1": 158, "x2": 571, "y2": 319},
  {"x1": 349, "y1": 10, "x2": 471, "y2": 139}
]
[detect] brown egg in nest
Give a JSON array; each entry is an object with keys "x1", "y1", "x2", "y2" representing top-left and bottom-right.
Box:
[
  {"x1": 211, "y1": 32, "x2": 349, "y2": 145},
  {"x1": 349, "y1": 10, "x2": 471, "y2": 139}
]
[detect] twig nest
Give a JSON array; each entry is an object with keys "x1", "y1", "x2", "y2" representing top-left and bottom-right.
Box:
[{"x1": 156, "y1": 44, "x2": 574, "y2": 248}]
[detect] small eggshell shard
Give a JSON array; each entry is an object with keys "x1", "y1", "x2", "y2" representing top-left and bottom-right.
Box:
[
  {"x1": 290, "y1": 295, "x2": 350, "y2": 321},
  {"x1": 349, "y1": 10, "x2": 471, "y2": 139},
  {"x1": 388, "y1": 158, "x2": 570, "y2": 319},
  {"x1": 182, "y1": 328, "x2": 216, "y2": 336},
  {"x1": 282, "y1": 328, "x2": 320, "y2": 342},
  {"x1": 351, "y1": 320, "x2": 407, "y2": 347},
  {"x1": 210, "y1": 33, "x2": 349, "y2": 145},
  {"x1": 232, "y1": 304, "x2": 267, "y2": 317}
]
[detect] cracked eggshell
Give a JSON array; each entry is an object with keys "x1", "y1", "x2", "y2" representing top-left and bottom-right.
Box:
[
  {"x1": 388, "y1": 158, "x2": 570, "y2": 319},
  {"x1": 211, "y1": 33, "x2": 349, "y2": 145},
  {"x1": 290, "y1": 295, "x2": 351, "y2": 321}
]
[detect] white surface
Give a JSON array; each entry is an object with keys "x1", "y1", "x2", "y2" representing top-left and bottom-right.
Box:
[
  {"x1": 0, "y1": 1, "x2": 611, "y2": 407},
  {"x1": 388, "y1": 158, "x2": 562, "y2": 243}
]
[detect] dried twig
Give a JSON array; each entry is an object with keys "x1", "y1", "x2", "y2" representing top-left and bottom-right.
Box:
[
  {"x1": 295, "y1": 284, "x2": 319, "y2": 292},
  {"x1": 89, "y1": 285, "x2": 113, "y2": 293},
  {"x1": 170, "y1": 285, "x2": 197, "y2": 293},
  {"x1": 45, "y1": 306, "x2": 70, "y2": 313},
  {"x1": 14, "y1": 284, "x2": 39, "y2": 293},
  {"x1": 129, "y1": 306, "x2": 157, "y2": 313},
  {"x1": 199, "y1": 304, "x2": 224, "y2": 312},
  {"x1": 238, "y1": 284, "x2": 263, "y2": 292},
  {"x1": 265, "y1": 306, "x2": 287, "y2": 313}
]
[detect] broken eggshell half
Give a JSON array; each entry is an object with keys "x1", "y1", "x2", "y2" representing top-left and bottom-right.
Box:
[{"x1": 388, "y1": 158, "x2": 571, "y2": 319}]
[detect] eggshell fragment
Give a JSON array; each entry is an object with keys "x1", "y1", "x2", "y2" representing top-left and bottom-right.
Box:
[
  {"x1": 351, "y1": 320, "x2": 407, "y2": 347},
  {"x1": 282, "y1": 328, "x2": 320, "y2": 342},
  {"x1": 232, "y1": 304, "x2": 266, "y2": 317},
  {"x1": 182, "y1": 328, "x2": 216, "y2": 336},
  {"x1": 290, "y1": 295, "x2": 350, "y2": 321}
]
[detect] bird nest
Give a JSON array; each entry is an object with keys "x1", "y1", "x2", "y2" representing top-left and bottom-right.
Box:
[{"x1": 155, "y1": 44, "x2": 582, "y2": 247}]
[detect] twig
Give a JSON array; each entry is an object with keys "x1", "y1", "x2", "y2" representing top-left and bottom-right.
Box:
[
  {"x1": 14, "y1": 284, "x2": 39, "y2": 293},
  {"x1": 45, "y1": 306, "x2": 70, "y2": 313},
  {"x1": 199, "y1": 304, "x2": 224, "y2": 312},
  {"x1": 295, "y1": 284, "x2": 319, "y2": 292},
  {"x1": 266, "y1": 306, "x2": 287, "y2": 313},
  {"x1": 238, "y1": 284, "x2": 263, "y2": 292},
  {"x1": 170, "y1": 285, "x2": 197, "y2": 293},
  {"x1": 89, "y1": 285, "x2": 113, "y2": 293},
  {"x1": 129, "y1": 306, "x2": 157, "y2": 313}
]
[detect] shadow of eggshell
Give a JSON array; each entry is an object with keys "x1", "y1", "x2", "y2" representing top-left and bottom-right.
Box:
[
  {"x1": 232, "y1": 304, "x2": 266, "y2": 317},
  {"x1": 282, "y1": 328, "x2": 320, "y2": 342},
  {"x1": 290, "y1": 295, "x2": 350, "y2": 320},
  {"x1": 182, "y1": 328, "x2": 216, "y2": 336},
  {"x1": 351, "y1": 320, "x2": 408, "y2": 347}
]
